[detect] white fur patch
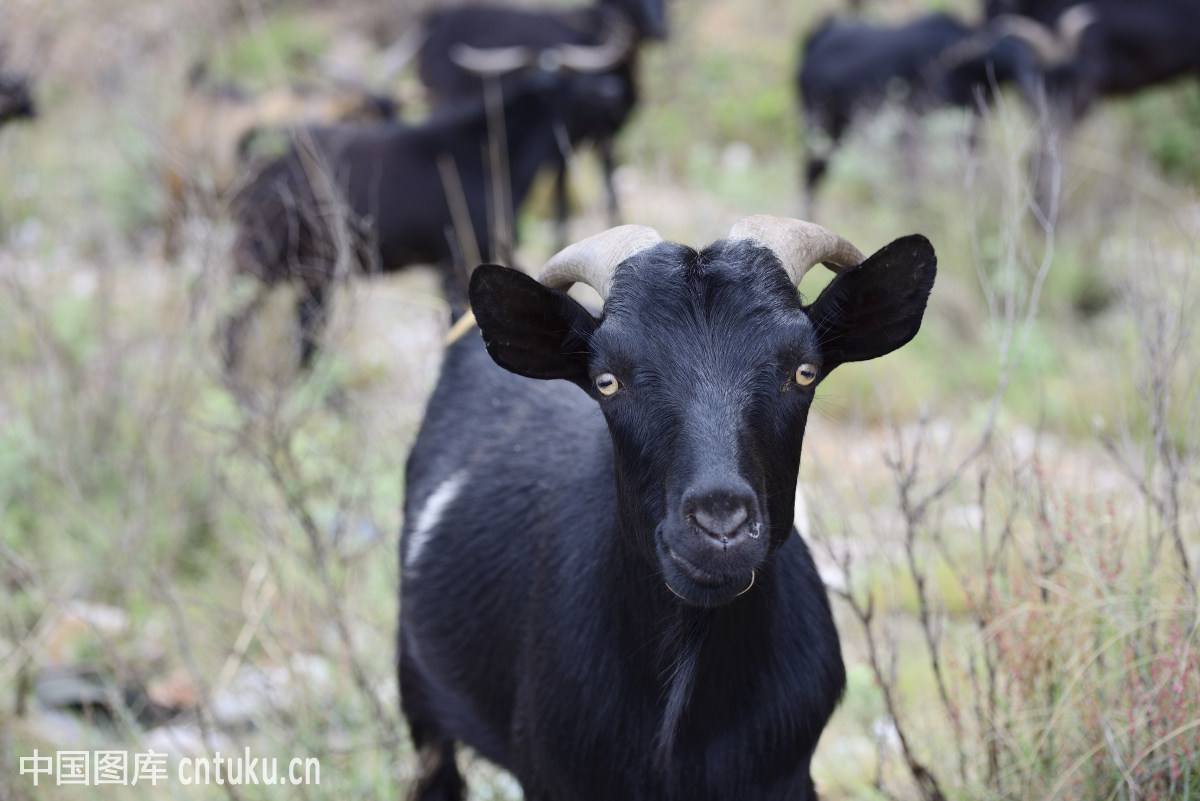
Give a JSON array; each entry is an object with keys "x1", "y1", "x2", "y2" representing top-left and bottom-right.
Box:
[
  {"x1": 794, "y1": 483, "x2": 811, "y2": 539},
  {"x1": 405, "y1": 470, "x2": 468, "y2": 571}
]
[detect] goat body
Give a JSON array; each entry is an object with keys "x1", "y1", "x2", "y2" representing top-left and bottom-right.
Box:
[
  {"x1": 797, "y1": 12, "x2": 1038, "y2": 201},
  {"x1": 416, "y1": 0, "x2": 662, "y2": 244},
  {"x1": 1054, "y1": 1, "x2": 1200, "y2": 102},
  {"x1": 228, "y1": 75, "x2": 610, "y2": 367},
  {"x1": 162, "y1": 75, "x2": 396, "y2": 257},
  {"x1": 988, "y1": 0, "x2": 1200, "y2": 114},
  {"x1": 800, "y1": 13, "x2": 976, "y2": 119},
  {"x1": 0, "y1": 70, "x2": 35, "y2": 127},
  {"x1": 399, "y1": 223, "x2": 938, "y2": 800}
]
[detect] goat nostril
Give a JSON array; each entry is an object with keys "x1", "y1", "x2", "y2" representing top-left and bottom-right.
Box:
[{"x1": 690, "y1": 503, "x2": 751, "y2": 540}]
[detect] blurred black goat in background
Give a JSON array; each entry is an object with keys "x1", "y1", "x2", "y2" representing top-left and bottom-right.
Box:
[
  {"x1": 990, "y1": 1, "x2": 1200, "y2": 126},
  {"x1": 981, "y1": 0, "x2": 1197, "y2": 211},
  {"x1": 0, "y1": 61, "x2": 35, "y2": 128},
  {"x1": 796, "y1": 12, "x2": 1070, "y2": 206},
  {"x1": 416, "y1": 0, "x2": 667, "y2": 246},
  {"x1": 163, "y1": 64, "x2": 399, "y2": 257},
  {"x1": 795, "y1": 10, "x2": 1086, "y2": 207},
  {"x1": 227, "y1": 61, "x2": 631, "y2": 370}
]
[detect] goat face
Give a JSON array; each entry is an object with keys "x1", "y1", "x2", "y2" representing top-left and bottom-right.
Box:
[
  {"x1": 562, "y1": 68, "x2": 633, "y2": 138},
  {"x1": 611, "y1": 0, "x2": 668, "y2": 40},
  {"x1": 471, "y1": 227, "x2": 935, "y2": 608}
]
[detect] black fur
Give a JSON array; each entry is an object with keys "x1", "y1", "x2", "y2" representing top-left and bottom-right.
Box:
[
  {"x1": 227, "y1": 71, "x2": 626, "y2": 369},
  {"x1": 796, "y1": 12, "x2": 1043, "y2": 204},
  {"x1": 417, "y1": 0, "x2": 667, "y2": 245},
  {"x1": 982, "y1": 0, "x2": 1200, "y2": 211},
  {"x1": 999, "y1": 0, "x2": 1200, "y2": 121},
  {"x1": 398, "y1": 231, "x2": 937, "y2": 799},
  {"x1": 0, "y1": 70, "x2": 35, "y2": 126}
]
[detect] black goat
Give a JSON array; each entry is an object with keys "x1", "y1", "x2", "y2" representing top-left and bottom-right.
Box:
[
  {"x1": 1011, "y1": 1, "x2": 1199, "y2": 122},
  {"x1": 0, "y1": 70, "x2": 35, "y2": 127},
  {"x1": 399, "y1": 216, "x2": 936, "y2": 800},
  {"x1": 164, "y1": 67, "x2": 399, "y2": 259},
  {"x1": 980, "y1": 1, "x2": 1196, "y2": 211},
  {"x1": 227, "y1": 68, "x2": 628, "y2": 369},
  {"x1": 796, "y1": 12, "x2": 1050, "y2": 205},
  {"x1": 416, "y1": 0, "x2": 666, "y2": 246}
]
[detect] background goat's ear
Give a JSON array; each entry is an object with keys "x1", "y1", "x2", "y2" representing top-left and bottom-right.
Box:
[
  {"x1": 469, "y1": 264, "x2": 598, "y2": 388},
  {"x1": 805, "y1": 234, "x2": 936, "y2": 371}
]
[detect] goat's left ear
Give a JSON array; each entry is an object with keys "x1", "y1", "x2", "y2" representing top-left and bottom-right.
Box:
[
  {"x1": 470, "y1": 264, "x2": 598, "y2": 389},
  {"x1": 805, "y1": 234, "x2": 936, "y2": 372}
]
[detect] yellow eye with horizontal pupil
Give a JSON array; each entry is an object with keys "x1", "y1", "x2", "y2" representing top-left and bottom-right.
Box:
[
  {"x1": 795, "y1": 364, "x2": 818, "y2": 386},
  {"x1": 595, "y1": 373, "x2": 620, "y2": 396}
]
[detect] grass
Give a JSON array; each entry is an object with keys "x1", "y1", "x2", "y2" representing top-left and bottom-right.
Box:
[{"x1": 2, "y1": 0, "x2": 1199, "y2": 799}]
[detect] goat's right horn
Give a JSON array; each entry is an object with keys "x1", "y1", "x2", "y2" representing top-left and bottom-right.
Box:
[
  {"x1": 539, "y1": 224, "x2": 663, "y2": 300},
  {"x1": 729, "y1": 215, "x2": 864, "y2": 285},
  {"x1": 989, "y1": 9, "x2": 1093, "y2": 67},
  {"x1": 552, "y1": 11, "x2": 635, "y2": 72},
  {"x1": 449, "y1": 43, "x2": 537, "y2": 76},
  {"x1": 1056, "y1": 5, "x2": 1097, "y2": 55}
]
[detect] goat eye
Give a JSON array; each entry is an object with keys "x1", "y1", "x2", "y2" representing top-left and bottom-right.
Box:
[
  {"x1": 595, "y1": 372, "x2": 620, "y2": 397},
  {"x1": 795, "y1": 364, "x2": 819, "y2": 386}
]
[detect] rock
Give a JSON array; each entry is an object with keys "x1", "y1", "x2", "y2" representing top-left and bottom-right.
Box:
[
  {"x1": 22, "y1": 710, "x2": 94, "y2": 748},
  {"x1": 35, "y1": 665, "x2": 117, "y2": 719},
  {"x1": 144, "y1": 723, "x2": 233, "y2": 758},
  {"x1": 34, "y1": 664, "x2": 182, "y2": 728},
  {"x1": 210, "y1": 654, "x2": 333, "y2": 729}
]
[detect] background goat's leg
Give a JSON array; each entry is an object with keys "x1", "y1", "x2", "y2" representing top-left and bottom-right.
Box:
[
  {"x1": 296, "y1": 281, "x2": 328, "y2": 370},
  {"x1": 600, "y1": 138, "x2": 621, "y2": 227},
  {"x1": 554, "y1": 159, "x2": 571, "y2": 252},
  {"x1": 221, "y1": 283, "x2": 269, "y2": 373},
  {"x1": 801, "y1": 158, "x2": 826, "y2": 218}
]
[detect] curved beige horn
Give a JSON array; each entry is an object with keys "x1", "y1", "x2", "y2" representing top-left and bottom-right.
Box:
[
  {"x1": 729, "y1": 215, "x2": 864, "y2": 284},
  {"x1": 449, "y1": 43, "x2": 537, "y2": 76},
  {"x1": 539, "y1": 224, "x2": 663, "y2": 300},
  {"x1": 990, "y1": 8, "x2": 1094, "y2": 68},
  {"x1": 1056, "y1": 5, "x2": 1097, "y2": 55},
  {"x1": 553, "y1": 12, "x2": 635, "y2": 73}
]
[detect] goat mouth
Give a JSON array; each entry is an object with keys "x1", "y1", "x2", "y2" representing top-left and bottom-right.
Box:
[
  {"x1": 654, "y1": 528, "x2": 757, "y2": 607},
  {"x1": 665, "y1": 546, "x2": 728, "y2": 588}
]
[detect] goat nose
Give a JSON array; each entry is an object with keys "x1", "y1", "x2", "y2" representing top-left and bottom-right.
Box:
[{"x1": 683, "y1": 488, "x2": 756, "y2": 542}]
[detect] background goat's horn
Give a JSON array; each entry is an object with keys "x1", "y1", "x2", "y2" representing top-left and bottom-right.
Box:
[
  {"x1": 539, "y1": 224, "x2": 663, "y2": 300},
  {"x1": 729, "y1": 215, "x2": 864, "y2": 284},
  {"x1": 989, "y1": 14, "x2": 1083, "y2": 66},
  {"x1": 553, "y1": 12, "x2": 635, "y2": 72},
  {"x1": 449, "y1": 43, "x2": 537, "y2": 76}
]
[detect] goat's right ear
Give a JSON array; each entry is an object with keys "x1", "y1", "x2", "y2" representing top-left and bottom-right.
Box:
[{"x1": 469, "y1": 264, "x2": 598, "y2": 388}]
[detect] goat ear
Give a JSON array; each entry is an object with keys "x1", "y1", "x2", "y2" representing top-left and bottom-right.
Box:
[
  {"x1": 805, "y1": 234, "x2": 936, "y2": 372},
  {"x1": 469, "y1": 264, "x2": 598, "y2": 388}
]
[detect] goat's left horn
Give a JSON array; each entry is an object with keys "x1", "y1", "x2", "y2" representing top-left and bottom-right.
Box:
[
  {"x1": 989, "y1": 10, "x2": 1093, "y2": 67},
  {"x1": 539, "y1": 224, "x2": 662, "y2": 300},
  {"x1": 449, "y1": 43, "x2": 537, "y2": 76},
  {"x1": 1056, "y1": 5, "x2": 1097, "y2": 56},
  {"x1": 729, "y1": 215, "x2": 864, "y2": 284},
  {"x1": 552, "y1": 11, "x2": 635, "y2": 72}
]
